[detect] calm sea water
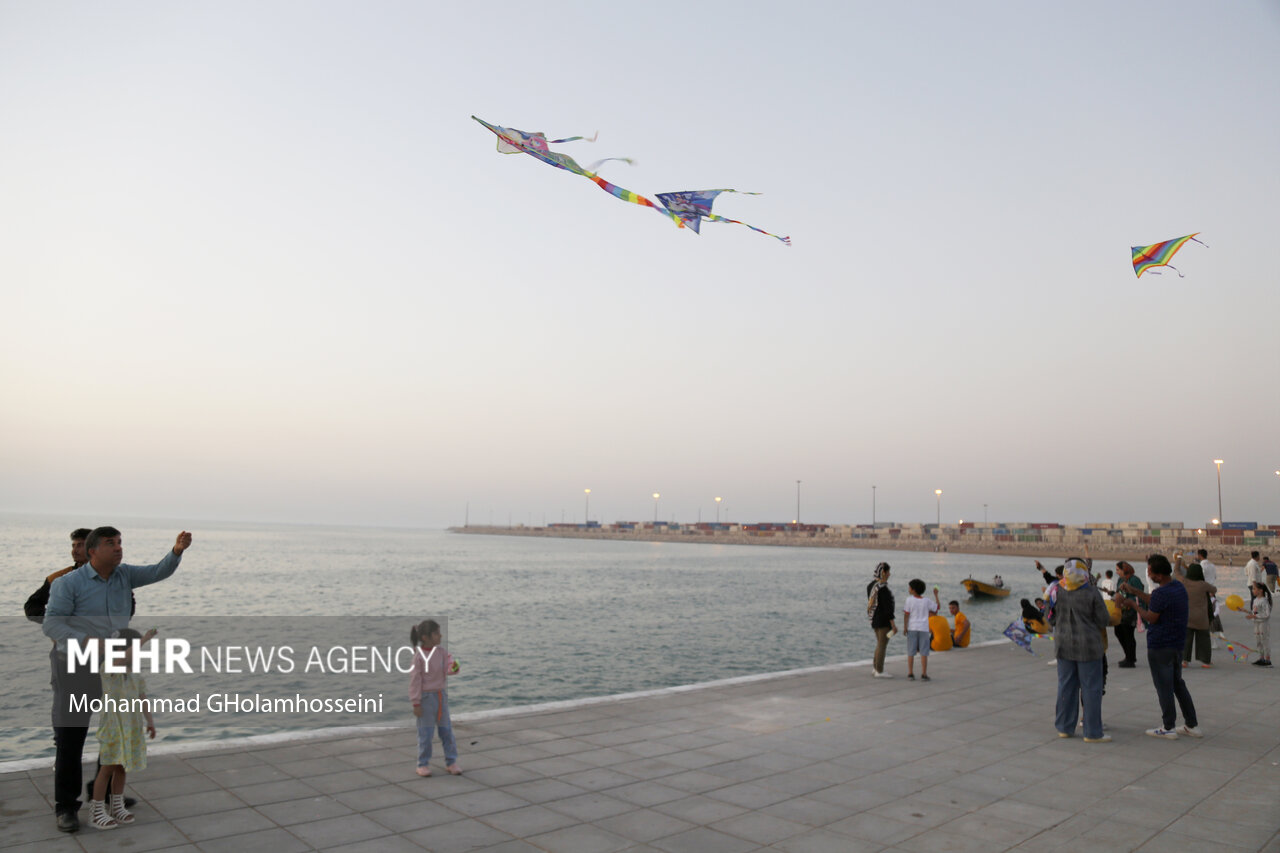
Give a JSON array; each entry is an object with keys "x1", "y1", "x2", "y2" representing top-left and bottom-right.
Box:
[{"x1": 1, "y1": 513, "x2": 1061, "y2": 764}]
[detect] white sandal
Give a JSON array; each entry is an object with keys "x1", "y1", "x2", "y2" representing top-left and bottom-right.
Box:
[
  {"x1": 109, "y1": 793, "x2": 135, "y2": 824},
  {"x1": 89, "y1": 799, "x2": 118, "y2": 830}
]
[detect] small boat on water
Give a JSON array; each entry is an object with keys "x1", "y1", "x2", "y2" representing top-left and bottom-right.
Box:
[{"x1": 962, "y1": 577, "x2": 1011, "y2": 599}]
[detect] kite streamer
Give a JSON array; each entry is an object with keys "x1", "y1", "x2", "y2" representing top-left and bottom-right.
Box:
[
  {"x1": 472, "y1": 116, "x2": 684, "y2": 228},
  {"x1": 1131, "y1": 233, "x2": 1207, "y2": 278}
]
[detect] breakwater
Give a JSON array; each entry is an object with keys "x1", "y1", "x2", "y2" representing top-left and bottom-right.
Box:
[{"x1": 451, "y1": 521, "x2": 1276, "y2": 563}]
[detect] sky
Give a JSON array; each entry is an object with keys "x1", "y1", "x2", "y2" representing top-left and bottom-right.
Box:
[{"x1": 1, "y1": 1, "x2": 1278, "y2": 530}]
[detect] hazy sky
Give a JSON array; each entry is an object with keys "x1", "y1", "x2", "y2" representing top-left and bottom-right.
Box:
[{"x1": 2, "y1": 2, "x2": 1277, "y2": 529}]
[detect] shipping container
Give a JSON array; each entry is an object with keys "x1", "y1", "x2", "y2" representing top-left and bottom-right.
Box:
[{"x1": 1222, "y1": 522, "x2": 1258, "y2": 531}]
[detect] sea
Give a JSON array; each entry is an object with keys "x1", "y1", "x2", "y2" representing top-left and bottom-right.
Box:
[{"x1": 2, "y1": 512, "x2": 1061, "y2": 765}]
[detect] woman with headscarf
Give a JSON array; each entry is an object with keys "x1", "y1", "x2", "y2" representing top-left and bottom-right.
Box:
[
  {"x1": 1050, "y1": 558, "x2": 1111, "y2": 742},
  {"x1": 1176, "y1": 559, "x2": 1218, "y2": 667},
  {"x1": 866, "y1": 562, "x2": 898, "y2": 678}
]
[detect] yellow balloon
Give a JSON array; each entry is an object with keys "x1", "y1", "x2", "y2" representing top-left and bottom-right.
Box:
[
  {"x1": 1105, "y1": 599, "x2": 1121, "y2": 626},
  {"x1": 1225, "y1": 594, "x2": 1245, "y2": 612}
]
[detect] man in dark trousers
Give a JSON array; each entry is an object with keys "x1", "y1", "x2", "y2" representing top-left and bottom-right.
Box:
[
  {"x1": 1117, "y1": 553, "x2": 1201, "y2": 740},
  {"x1": 42, "y1": 526, "x2": 193, "y2": 833},
  {"x1": 26, "y1": 529, "x2": 142, "y2": 821}
]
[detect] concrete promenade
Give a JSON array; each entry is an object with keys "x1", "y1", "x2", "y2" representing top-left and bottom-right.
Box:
[{"x1": 4, "y1": 627, "x2": 1279, "y2": 852}]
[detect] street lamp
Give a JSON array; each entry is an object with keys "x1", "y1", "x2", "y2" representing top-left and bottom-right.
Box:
[
  {"x1": 935, "y1": 489, "x2": 942, "y2": 526},
  {"x1": 983, "y1": 503, "x2": 988, "y2": 523},
  {"x1": 652, "y1": 492, "x2": 660, "y2": 523},
  {"x1": 796, "y1": 480, "x2": 801, "y2": 524},
  {"x1": 1213, "y1": 459, "x2": 1224, "y2": 524},
  {"x1": 715, "y1": 496, "x2": 722, "y2": 523},
  {"x1": 872, "y1": 485, "x2": 877, "y2": 526},
  {"x1": 584, "y1": 488, "x2": 590, "y2": 524}
]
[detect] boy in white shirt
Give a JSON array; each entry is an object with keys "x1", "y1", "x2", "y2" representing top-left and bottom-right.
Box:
[{"x1": 904, "y1": 579, "x2": 940, "y2": 681}]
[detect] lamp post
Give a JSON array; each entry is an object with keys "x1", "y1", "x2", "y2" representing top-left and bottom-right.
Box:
[
  {"x1": 935, "y1": 489, "x2": 942, "y2": 526},
  {"x1": 796, "y1": 480, "x2": 801, "y2": 524},
  {"x1": 584, "y1": 488, "x2": 590, "y2": 524},
  {"x1": 983, "y1": 503, "x2": 988, "y2": 523},
  {"x1": 652, "y1": 492, "x2": 660, "y2": 523},
  {"x1": 1213, "y1": 459, "x2": 1224, "y2": 524},
  {"x1": 872, "y1": 485, "x2": 877, "y2": 526},
  {"x1": 715, "y1": 496, "x2": 722, "y2": 523}
]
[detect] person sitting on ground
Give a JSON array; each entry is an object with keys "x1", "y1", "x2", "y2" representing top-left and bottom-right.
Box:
[
  {"x1": 1021, "y1": 598, "x2": 1043, "y2": 624},
  {"x1": 948, "y1": 601, "x2": 970, "y2": 648},
  {"x1": 1020, "y1": 598, "x2": 1050, "y2": 634}
]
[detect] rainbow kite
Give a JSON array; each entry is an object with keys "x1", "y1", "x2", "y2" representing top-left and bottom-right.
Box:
[
  {"x1": 471, "y1": 116, "x2": 684, "y2": 229},
  {"x1": 1131, "y1": 233, "x2": 1207, "y2": 278},
  {"x1": 653, "y1": 190, "x2": 791, "y2": 246},
  {"x1": 1220, "y1": 635, "x2": 1258, "y2": 663}
]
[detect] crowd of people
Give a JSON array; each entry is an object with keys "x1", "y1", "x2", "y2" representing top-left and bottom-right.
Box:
[{"x1": 865, "y1": 549, "x2": 1272, "y2": 745}]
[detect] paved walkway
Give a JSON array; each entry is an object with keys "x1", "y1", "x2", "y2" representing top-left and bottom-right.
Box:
[{"x1": 4, "y1": 623, "x2": 1279, "y2": 853}]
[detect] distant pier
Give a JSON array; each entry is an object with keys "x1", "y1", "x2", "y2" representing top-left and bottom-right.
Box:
[{"x1": 451, "y1": 520, "x2": 1277, "y2": 563}]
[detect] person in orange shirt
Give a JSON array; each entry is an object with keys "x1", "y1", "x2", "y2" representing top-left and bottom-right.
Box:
[{"x1": 948, "y1": 601, "x2": 971, "y2": 648}]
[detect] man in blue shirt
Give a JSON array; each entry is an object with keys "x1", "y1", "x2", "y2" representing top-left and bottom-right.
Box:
[
  {"x1": 42, "y1": 526, "x2": 193, "y2": 833},
  {"x1": 1117, "y1": 553, "x2": 1200, "y2": 740}
]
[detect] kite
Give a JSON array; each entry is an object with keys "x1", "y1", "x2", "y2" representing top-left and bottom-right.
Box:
[
  {"x1": 653, "y1": 190, "x2": 791, "y2": 245},
  {"x1": 471, "y1": 115, "x2": 684, "y2": 228},
  {"x1": 1219, "y1": 635, "x2": 1258, "y2": 663},
  {"x1": 1003, "y1": 620, "x2": 1036, "y2": 655},
  {"x1": 1131, "y1": 233, "x2": 1207, "y2": 278}
]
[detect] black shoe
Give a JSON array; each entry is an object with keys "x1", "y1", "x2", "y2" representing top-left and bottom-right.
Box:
[
  {"x1": 1118, "y1": 661, "x2": 1136, "y2": 668},
  {"x1": 56, "y1": 811, "x2": 80, "y2": 833}
]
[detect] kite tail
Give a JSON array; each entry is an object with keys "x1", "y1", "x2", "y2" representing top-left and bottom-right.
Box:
[
  {"x1": 1191, "y1": 236, "x2": 1209, "y2": 248},
  {"x1": 585, "y1": 173, "x2": 686, "y2": 228},
  {"x1": 586, "y1": 157, "x2": 636, "y2": 171},
  {"x1": 704, "y1": 213, "x2": 791, "y2": 246},
  {"x1": 549, "y1": 132, "x2": 598, "y2": 144}
]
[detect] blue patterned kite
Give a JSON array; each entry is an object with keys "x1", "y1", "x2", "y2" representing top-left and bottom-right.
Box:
[
  {"x1": 654, "y1": 189, "x2": 790, "y2": 245},
  {"x1": 1003, "y1": 620, "x2": 1036, "y2": 655}
]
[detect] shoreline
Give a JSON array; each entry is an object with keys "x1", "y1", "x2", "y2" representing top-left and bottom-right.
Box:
[
  {"x1": 449, "y1": 525, "x2": 1254, "y2": 564},
  {"x1": 0, "y1": 640, "x2": 1010, "y2": 774}
]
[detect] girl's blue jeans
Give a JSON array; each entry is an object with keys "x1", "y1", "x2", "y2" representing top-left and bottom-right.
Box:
[{"x1": 416, "y1": 691, "x2": 458, "y2": 767}]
